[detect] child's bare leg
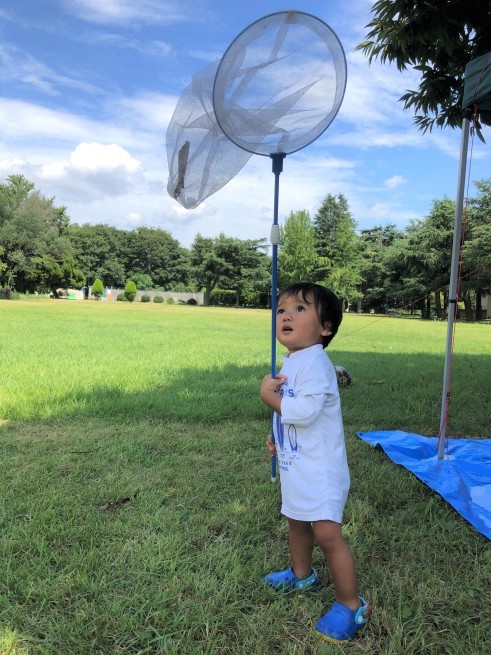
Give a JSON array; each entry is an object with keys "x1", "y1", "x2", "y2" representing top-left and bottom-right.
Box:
[
  {"x1": 313, "y1": 520, "x2": 359, "y2": 610},
  {"x1": 288, "y1": 518, "x2": 314, "y2": 580}
]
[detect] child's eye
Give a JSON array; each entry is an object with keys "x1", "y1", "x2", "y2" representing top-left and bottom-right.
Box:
[
  {"x1": 277, "y1": 308, "x2": 285, "y2": 315},
  {"x1": 296, "y1": 305, "x2": 306, "y2": 312}
]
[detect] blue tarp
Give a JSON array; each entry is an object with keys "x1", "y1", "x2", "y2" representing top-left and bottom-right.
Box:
[{"x1": 357, "y1": 430, "x2": 491, "y2": 540}]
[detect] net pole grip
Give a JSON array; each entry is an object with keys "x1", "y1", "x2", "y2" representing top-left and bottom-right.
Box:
[
  {"x1": 270, "y1": 224, "x2": 280, "y2": 245},
  {"x1": 270, "y1": 152, "x2": 286, "y2": 176}
]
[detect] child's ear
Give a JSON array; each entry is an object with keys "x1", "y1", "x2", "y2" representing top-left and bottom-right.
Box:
[{"x1": 320, "y1": 323, "x2": 332, "y2": 337}]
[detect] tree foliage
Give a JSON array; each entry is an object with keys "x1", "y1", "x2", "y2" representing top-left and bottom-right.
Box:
[
  {"x1": 91, "y1": 278, "x2": 104, "y2": 299},
  {"x1": 215, "y1": 236, "x2": 269, "y2": 306},
  {"x1": 124, "y1": 279, "x2": 137, "y2": 303},
  {"x1": 191, "y1": 233, "x2": 268, "y2": 305},
  {"x1": 463, "y1": 179, "x2": 491, "y2": 318},
  {"x1": 67, "y1": 223, "x2": 127, "y2": 288},
  {"x1": 357, "y1": 192, "x2": 490, "y2": 319},
  {"x1": 278, "y1": 210, "x2": 317, "y2": 289},
  {"x1": 128, "y1": 272, "x2": 153, "y2": 290},
  {"x1": 0, "y1": 175, "x2": 83, "y2": 294},
  {"x1": 1, "y1": 173, "x2": 489, "y2": 318},
  {"x1": 358, "y1": 225, "x2": 405, "y2": 310},
  {"x1": 123, "y1": 226, "x2": 191, "y2": 290},
  {"x1": 313, "y1": 194, "x2": 362, "y2": 308},
  {"x1": 358, "y1": 0, "x2": 491, "y2": 131}
]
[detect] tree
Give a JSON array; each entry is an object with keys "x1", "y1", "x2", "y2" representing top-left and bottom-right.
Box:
[
  {"x1": 68, "y1": 223, "x2": 127, "y2": 288},
  {"x1": 313, "y1": 194, "x2": 362, "y2": 309},
  {"x1": 191, "y1": 234, "x2": 221, "y2": 305},
  {"x1": 462, "y1": 178, "x2": 491, "y2": 319},
  {"x1": 124, "y1": 279, "x2": 137, "y2": 303},
  {"x1": 123, "y1": 227, "x2": 190, "y2": 290},
  {"x1": 128, "y1": 272, "x2": 153, "y2": 290},
  {"x1": 91, "y1": 278, "x2": 104, "y2": 300},
  {"x1": 358, "y1": 224, "x2": 404, "y2": 311},
  {"x1": 0, "y1": 178, "x2": 78, "y2": 294},
  {"x1": 409, "y1": 198, "x2": 456, "y2": 318},
  {"x1": 0, "y1": 174, "x2": 34, "y2": 226},
  {"x1": 68, "y1": 224, "x2": 191, "y2": 292},
  {"x1": 278, "y1": 210, "x2": 317, "y2": 289},
  {"x1": 378, "y1": 234, "x2": 420, "y2": 311},
  {"x1": 190, "y1": 233, "x2": 269, "y2": 306},
  {"x1": 35, "y1": 257, "x2": 85, "y2": 297},
  {"x1": 216, "y1": 236, "x2": 269, "y2": 306},
  {"x1": 358, "y1": 0, "x2": 491, "y2": 132}
]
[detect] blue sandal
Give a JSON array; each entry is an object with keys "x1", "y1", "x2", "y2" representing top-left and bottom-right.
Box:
[
  {"x1": 315, "y1": 597, "x2": 370, "y2": 642},
  {"x1": 263, "y1": 567, "x2": 319, "y2": 592}
]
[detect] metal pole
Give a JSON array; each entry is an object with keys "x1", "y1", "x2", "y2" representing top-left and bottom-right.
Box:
[
  {"x1": 269, "y1": 153, "x2": 286, "y2": 481},
  {"x1": 438, "y1": 113, "x2": 471, "y2": 459}
]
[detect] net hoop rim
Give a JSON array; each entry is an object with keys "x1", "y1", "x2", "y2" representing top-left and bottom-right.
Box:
[{"x1": 212, "y1": 10, "x2": 347, "y2": 156}]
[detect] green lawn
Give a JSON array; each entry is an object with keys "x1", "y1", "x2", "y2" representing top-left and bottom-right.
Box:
[{"x1": 1, "y1": 300, "x2": 489, "y2": 654}]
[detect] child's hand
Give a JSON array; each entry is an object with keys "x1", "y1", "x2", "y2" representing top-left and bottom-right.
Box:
[
  {"x1": 266, "y1": 434, "x2": 277, "y2": 456},
  {"x1": 260, "y1": 374, "x2": 287, "y2": 413},
  {"x1": 261, "y1": 373, "x2": 287, "y2": 395}
]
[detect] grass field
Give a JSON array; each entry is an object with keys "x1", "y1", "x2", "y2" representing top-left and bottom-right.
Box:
[{"x1": 0, "y1": 300, "x2": 490, "y2": 655}]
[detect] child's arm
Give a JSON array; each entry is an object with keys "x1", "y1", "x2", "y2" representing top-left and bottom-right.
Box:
[
  {"x1": 260, "y1": 374, "x2": 287, "y2": 414},
  {"x1": 280, "y1": 360, "x2": 334, "y2": 427}
]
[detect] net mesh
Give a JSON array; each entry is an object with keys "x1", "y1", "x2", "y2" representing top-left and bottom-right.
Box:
[
  {"x1": 212, "y1": 11, "x2": 347, "y2": 156},
  {"x1": 166, "y1": 62, "x2": 251, "y2": 209}
]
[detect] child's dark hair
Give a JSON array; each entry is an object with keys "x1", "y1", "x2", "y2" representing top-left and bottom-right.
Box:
[{"x1": 278, "y1": 282, "x2": 342, "y2": 348}]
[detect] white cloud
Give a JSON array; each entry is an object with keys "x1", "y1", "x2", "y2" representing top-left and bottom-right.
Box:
[
  {"x1": 117, "y1": 212, "x2": 144, "y2": 229},
  {"x1": 1, "y1": 0, "x2": 489, "y2": 251},
  {"x1": 368, "y1": 203, "x2": 391, "y2": 218},
  {"x1": 338, "y1": 50, "x2": 421, "y2": 128},
  {"x1": 86, "y1": 32, "x2": 174, "y2": 58},
  {"x1": 112, "y1": 93, "x2": 176, "y2": 134},
  {"x1": 61, "y1": 0, "x2": 212, "y2": 26},
  {"x1": 364, "y1": 202, "x2": 421, "y2": 227},
  {"x1": 38, "y1": 143, "x2": 144, "y2": 201},
  {"x1": 0, "y1": 157, "x2": 25, "y2": 177},
  {"x1": 0, "y1": 44, "x2": 100, "y2": 96},
  {"x1": 70, "y1": 142, "x2": 141, "y2": 174},
  {"x1": 384, "y1": 175, "x2": 406, "y2": 189},
  {"x1": 0, "y1": 94, "x2": 175, "y2": 159}
]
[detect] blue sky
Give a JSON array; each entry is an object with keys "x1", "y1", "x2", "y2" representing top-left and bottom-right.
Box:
[{"x1": 1, "y1": 0, "x2": 489, "y2": 248}]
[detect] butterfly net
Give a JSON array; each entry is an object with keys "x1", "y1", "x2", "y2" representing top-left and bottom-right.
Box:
[
  {"x1": 213, "y1": 11, "x2": 347, "y2": 156},
  {"x1": 166, "y1": 62, "x2": 251, "y2": 209}
]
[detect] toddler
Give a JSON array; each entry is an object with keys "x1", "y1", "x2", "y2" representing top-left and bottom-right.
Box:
[{"x1": 260, "y1": 282, "x2": 370, "y2": 642}]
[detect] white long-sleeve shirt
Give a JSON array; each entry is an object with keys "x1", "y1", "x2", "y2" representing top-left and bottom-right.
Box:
[{"x1": 273, "y1": 343, "x2": 350, "y2": 523}]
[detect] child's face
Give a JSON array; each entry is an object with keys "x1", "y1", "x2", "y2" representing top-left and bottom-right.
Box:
[{"x1": 276, "y1": 291, "x2": 331, "y2": 353}]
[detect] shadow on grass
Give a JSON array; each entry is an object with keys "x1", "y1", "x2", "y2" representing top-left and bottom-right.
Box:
[
  {"x1": 2, "y1": 350, "x2": 487, "y2": 438},
  {"x1": 1, "y1": 352, "x2": 490, "y2": 654}
]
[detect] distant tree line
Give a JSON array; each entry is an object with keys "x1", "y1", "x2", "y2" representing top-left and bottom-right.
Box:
[
  {"x1": 280, "y1": 185, "x2": 490, "y2": 320},
  {"x1": 0, "y1": 175, "x2": 270, "y2": 306},
  {"x1": 0, "y1": 174, "x2": 489, "y2": 317}
]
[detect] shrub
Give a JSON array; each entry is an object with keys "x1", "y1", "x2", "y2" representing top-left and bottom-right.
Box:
[
  {"x1": 91, "y1": 278, "x2": 104, "y2": 300},
  {"x1": 166, "y1": 297, "x2": 174, "y2": 304},
  {"x1": 187, "y1": 298, "x2": 198, "y2": 305},
  {"x1": 153, "y1": 295, "x2": 164, "y2": 303},
  {"x1": 124, "y1": 280, "x2": 137, "y2": 303},
  {"x1": 128, "y1": 272, "x2": 153, "y2": 290},
  {"x1": 170, "y1": 283, "x2": 195, "y2": 292},
  {"x1": 141, "y1": 294, "x2": 151, "y2": 303},
  {"x1": 117, "y1": 293, "x2": 128, "y2": 302},
  {"x1": 210, "y1": 289, "x2": 236, "y2": 306},
  {"x1": 241, "y1": 290, "x2": 263, "y2": 307},
  {"x1": 0, "y1": 287, "x2": 12, "y2": 300}
]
